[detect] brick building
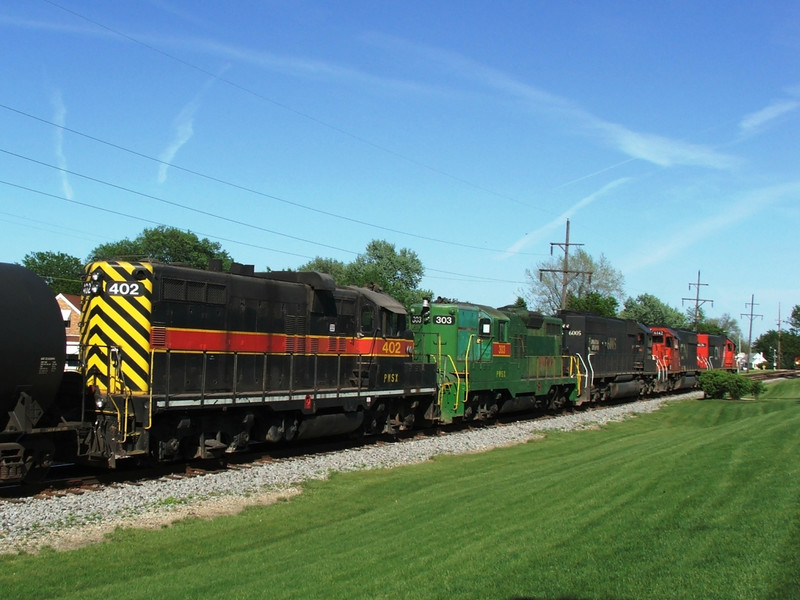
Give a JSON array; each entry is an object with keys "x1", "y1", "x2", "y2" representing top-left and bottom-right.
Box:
[{"x1": 56, "y1": 293, "x2": 81, "y2": 371}]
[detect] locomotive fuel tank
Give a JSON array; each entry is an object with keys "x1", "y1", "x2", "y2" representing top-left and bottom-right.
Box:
[{"x1": 0, "y1": 263, "x2": 66, "y2": 432}]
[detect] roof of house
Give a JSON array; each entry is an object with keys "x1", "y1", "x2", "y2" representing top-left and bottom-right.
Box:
[{"x1": 56, "y1": 293, "x2": 81, "y2": 313}]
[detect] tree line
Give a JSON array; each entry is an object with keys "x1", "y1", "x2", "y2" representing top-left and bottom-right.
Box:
[{"x1": 19, "y1": 225, "x2": 798, "y2": 366}]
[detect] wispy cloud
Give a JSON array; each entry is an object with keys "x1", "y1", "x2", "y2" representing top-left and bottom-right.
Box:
[
  {"x1": 365, "y1": 35, "x2": 737, "y2": 170},
  {"x1": 620, "y1": 181, "x2": 800, "y2": 273},
  {"x1": 0, "y1": 13, "x2": 115, "y2": 37},
  {"x1": 157, "y1": 72, "x2": 224, "y2": 183},
  {"x1": 51, "y1": 91, "x2": 73, "y2": 200},
  {"x1": 739, "y1": 98, "x2": 800, "y2": 135},
  {"x1": 3, "y1": 13, "x2": 738, "y2": 173},
  {"x1": 593, "y1": 122, "x2": 737, "y2": 169},
  {"x1": 504, "y1": 178, "x2": 630, "y2": 257}
]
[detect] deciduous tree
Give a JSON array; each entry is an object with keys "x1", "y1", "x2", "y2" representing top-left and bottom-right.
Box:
[
  {"x1": 343, "y1": 240, "x2": 431, "y2": 309},
  {"x1": 620, "y1": 294, "x2": 688, "y2": 328},
  {"x1": 754, "y1": 327, "x2": 800, "y2": 370},
  {"x1": 566, "y1": 291, "x2": 619, "y2": 318},
  {"x1": 296, "y1": 257, "x2": 347, "y2": 283},
  {"x1": 298, "y1": 240, "x2": 431, "y2": 309},
  {"x1": 21, "y1": 251, "x2": 84, "y2": 295},
  {"x1": 525, "y1": 250, "x2": 624, "y2": 314},
  {"x1": 88, "y1": 226, "x2": 233, "y2": 270}
]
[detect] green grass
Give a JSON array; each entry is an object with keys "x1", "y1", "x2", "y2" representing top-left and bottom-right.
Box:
[{"x1": 3, "y1": 380, "x2": 800, "y2": 599}]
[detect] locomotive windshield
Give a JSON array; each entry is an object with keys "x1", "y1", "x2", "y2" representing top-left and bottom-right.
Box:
[
  {"x1": 383, "y1": 310, "x2": 407, "y2": 337},
  {"x1": 359, "y1": 304, "x2": 407, "y2": 337}
]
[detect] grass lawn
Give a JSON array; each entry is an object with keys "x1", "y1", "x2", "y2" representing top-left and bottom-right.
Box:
[{"x1": 2, "y1": 380, "x2": 799, "y2": 599}]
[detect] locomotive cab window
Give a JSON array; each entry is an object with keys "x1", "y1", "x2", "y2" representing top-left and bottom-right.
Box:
[
  {"x1": 479, "y1": 318, "x2": 492, "y2": 337},
  {"x1": 360, "y1": 306, "x2": 375, "y2": 334},
  {"x1": 382, "y1": 310, "x2": 407, "y2": 338}
]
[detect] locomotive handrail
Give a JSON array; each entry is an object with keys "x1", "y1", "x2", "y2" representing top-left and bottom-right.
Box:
[
  {"x1": 102, "y1": 346, "x2": 126, "y2": 442},
  {"x1": 654, "y1": 357, "x2": 666, "y2": 382},
  {"x1": 463, "y1": 335, "x2": 474, "y2": 409},
  {"x1": 447, "y1": 353, "x2": 461, "y2": 411},
  {"x1": 574, "y1": 353, "x2": 592, "y2": 402},
  {"x1": 433, "y1": 331, "x2": 465, "y2": 413},
  {"x1": 147, "y1": 349, "x2": 156, "y2": 430},
  {"x1": 565, "y1": 355, "x2": 583, "y2": 396},
  {"x1": 105, "y1": 345, "x2": 143, "y2": 444}
]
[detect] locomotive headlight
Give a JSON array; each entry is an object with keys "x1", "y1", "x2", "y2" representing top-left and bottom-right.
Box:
[
  {"x1": 89, "y1": 271, "x2": 103, "y2": 296},
  {"x1": 95, "y1": 396, "x2": 106, "y2": 409},
  {"x1": 421, "y1": 298, "x2": 431, "y2": 324}
]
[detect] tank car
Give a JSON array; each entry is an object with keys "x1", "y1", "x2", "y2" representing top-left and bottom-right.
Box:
[
  {"x1": 79, "y1": 260, "x2": 436, "y2": 467},
  {"x1": 0, "y1": 263, "x2": 85, "y2": 483},
  {"x1": 559, "y1": 310, "x2": 657, "y2": 403},
  {"x1": 408, "y1": 299, "x2": 579, "y2": 422}
]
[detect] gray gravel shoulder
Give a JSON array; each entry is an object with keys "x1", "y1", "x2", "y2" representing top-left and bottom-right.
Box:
[{"x1": 0, "y1": 395, "x2": 693, "y2": 555}]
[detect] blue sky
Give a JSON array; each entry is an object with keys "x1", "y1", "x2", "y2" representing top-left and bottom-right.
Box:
[{"x1": 2, "y1": 1, "x2": 798, "y2": 343}]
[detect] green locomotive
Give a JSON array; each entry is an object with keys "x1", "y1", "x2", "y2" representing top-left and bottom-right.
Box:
[{"x1": 409, "y1": 299, "x2": 582, "y2": 423}]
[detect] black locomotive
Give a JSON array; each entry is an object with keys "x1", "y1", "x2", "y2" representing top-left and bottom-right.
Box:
[{"x1": 79, "y1": 260, "x2": 435, "y2": 468}]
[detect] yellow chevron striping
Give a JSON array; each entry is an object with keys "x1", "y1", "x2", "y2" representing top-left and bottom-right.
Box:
[
  {"x1": 86, "y1": 320, "x2": 150, "y2": 373},
  {"x1": 120, "y1": 367, "x2": 147, "y2": 391},
  {"x1": 97, "y1": 306, "x2": 150, "y2": 350},
  {"x1": 81, "y1": 261, "x2": 154, "y2": 395}
]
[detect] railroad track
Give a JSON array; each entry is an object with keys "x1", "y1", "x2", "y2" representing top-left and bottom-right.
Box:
[
  {"x1": 0, "y1": 403, "x2": 584, "y2": 500},
  {"x1": 742, "y1": 369, "x2": 798, "y2": 382},
  {"x1": 2, "y1": 382, "x2": 777, "y2": 502}
]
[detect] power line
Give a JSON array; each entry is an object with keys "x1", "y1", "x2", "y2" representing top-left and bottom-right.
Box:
[
  {"x1": 740, "y1": 294, "x2": 763, "y2": 367},
  {"x1": 539, "y1": 219, "x2": 592, "y2": 310},
  {"x1": 0, "y1": 179, "x2": 314, "y2": 261},
  {"x1": 681, "y1": 270, "x2": 713, "y2": 331},
  {"x1": 1, "y1": 179, "x2": 526, "y2": 285},
  {"x1": 0, "y1": 102, "x2": 545, "y2": 258},
  {"x1": 41, "y1": 0, "x2": 552, "y2": 215},
  {"x1": 0, "y1": 147, "x2": 356, "y2": 256}
]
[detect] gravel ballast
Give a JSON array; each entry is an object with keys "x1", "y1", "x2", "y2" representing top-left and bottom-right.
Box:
[{"x1": 0, "y1": 396, "x2": 689, "y2": 554}]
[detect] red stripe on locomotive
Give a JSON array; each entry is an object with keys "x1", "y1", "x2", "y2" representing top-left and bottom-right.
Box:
[{"x1": 150, "y1": 327, "x2": 412, "y2": 357}]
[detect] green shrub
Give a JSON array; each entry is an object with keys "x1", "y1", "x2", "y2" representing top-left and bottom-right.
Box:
[
  {"x1": 698, "y1": 371, "x2": 729, "y2": 399},
  {"x1": 749, "y1": 379, "x2": 766, "y2": 398},
  {"x1": 698, "y1": 370, "x2": 760, "y2": 400}
]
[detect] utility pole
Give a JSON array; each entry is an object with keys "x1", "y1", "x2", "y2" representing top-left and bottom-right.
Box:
[
  {"x1": 539, "y1": 219, "x2": 592, "y2": 310},
  {"x1": 776, "y1": 303, "x2": 783, "y2": 370},
  {"x1": 681, "y1": 270, "x2": 713, "y2": 331},
  {"x1": 740, "y1": 294, "x2": 763, "y2": 369}
]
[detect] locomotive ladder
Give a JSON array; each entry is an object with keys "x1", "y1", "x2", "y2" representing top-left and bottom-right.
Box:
[{"x1": 103, "y1": 345, "x2": 150, "y2": 449}]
